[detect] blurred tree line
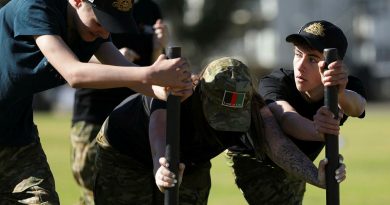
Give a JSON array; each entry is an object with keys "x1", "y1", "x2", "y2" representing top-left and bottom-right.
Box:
[{"x1": 157, "y1": 0, "x2": 267, "y2": 73}]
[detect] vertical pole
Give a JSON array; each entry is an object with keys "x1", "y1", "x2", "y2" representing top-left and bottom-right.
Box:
[
  {"x1": 324, "y1": 48, "x2": 340, "y2": 205},
  {"x1": 164, "y1": 46, "x2": 181, "y2": 205}
]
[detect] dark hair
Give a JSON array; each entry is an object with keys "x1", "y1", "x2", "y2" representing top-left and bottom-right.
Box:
[
  {"x1": 248, "y1": 90, "x2": 267, "y2": 159},
  {"x1": 292, "y1": 40, "x2": 315, "y2": 52}
]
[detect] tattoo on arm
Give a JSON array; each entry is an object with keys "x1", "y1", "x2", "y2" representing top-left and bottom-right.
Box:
[{"x1": 261, "y1": 107, "x2": 323, "y2": 188}]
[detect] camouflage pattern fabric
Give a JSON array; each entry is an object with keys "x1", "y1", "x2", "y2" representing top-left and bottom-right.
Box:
[
  {"x1": 70, "y1": 121, "x2": 101, "y2": 205},
  {"x1": 200, "y1": 57, "x2": 253, "y2": 132},
  {"x1": 226, "y1": 151, "x2": 306, "y2": 205},
  {"x1": 0, "y1": 141, "x2": 59, "y2": 205},
  {"x1": 94, "y1": 122, "x2": 211, "y2": 205}
]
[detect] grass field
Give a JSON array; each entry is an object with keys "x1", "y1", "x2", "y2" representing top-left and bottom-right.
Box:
[{"x1": 34, "y1": 102, "x2": 390, "y2": 205}]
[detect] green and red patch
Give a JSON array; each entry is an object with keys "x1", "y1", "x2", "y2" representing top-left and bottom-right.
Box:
[{"x1": 222, "y1": 90, "x2": 246, "y2": 108}]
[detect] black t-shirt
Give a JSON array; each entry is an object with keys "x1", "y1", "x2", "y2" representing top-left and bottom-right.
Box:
[
  {"x1": 259, "y1": 68, "x2": 366, "y2": 160},
  {"x1": 105, "y1": 91, "x2": 248, "y2": 168},
  {"x1": 0, "y1": 0, "x2": 106, "y2": 145},
  {"x1": 72, "y1": 0, "x2": 163, "y2": 125}
]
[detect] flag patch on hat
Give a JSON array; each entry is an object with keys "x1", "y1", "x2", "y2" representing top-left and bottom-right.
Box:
[{"x1": 222, "y1": 91, "x2": 246, "y2": 108}]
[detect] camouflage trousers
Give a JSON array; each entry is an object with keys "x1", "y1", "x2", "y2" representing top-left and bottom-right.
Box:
[
  {"x1": 226, "y1": 151, "x2": 306, "y2": 205},
  {"x1": 70, "y1": 121, "x2": 101, "y2": 205},
  {"x1": 94, "y1": 122, "x2": 212, "y2": 205},
  {"x1": 0, "y1": 140, "x2": 59, "y2": 205}
]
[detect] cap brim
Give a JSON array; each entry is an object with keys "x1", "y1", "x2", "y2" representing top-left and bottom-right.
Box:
[
  {"x1": 203, "y1": 100, "x2": 251, "y2": 132},
  {"x1": 92, "y1": 7, "x2": 139, "y2": 34},
  {"x1": 286, "y1": 34, "x2": 325, "y2": 52}
]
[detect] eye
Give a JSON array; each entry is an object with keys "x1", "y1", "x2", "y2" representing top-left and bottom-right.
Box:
[
  {"x1": 294, "y1": 51, "x2": 303, "y2": 58},
  {"x1": 309, "y1": 57, "x2": 316, "y2": 63},
  {"x1": 309, "y1": 56, "x2": 319, "y2": 64}
]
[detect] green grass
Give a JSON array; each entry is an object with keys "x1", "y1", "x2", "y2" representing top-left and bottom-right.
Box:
[{"x1": 34, "y1": 102, "x2": 390, "y2": 205}]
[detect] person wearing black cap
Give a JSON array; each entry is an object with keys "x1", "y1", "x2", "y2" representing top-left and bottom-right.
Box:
[
  {"x1": 227, "y1": 20, "x2": 366, "y2": 204},
  {"x1": 70, "y1": 0, "x2": 169, "y2": 204},
  {"x1": 0, "y1": 0, "x2": 191, "y2": 204}
]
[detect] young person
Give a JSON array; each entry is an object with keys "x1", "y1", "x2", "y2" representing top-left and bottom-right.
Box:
[
  {"x1": 0, "y1": 0, "x2": 190, "y2": 203},
  {"x1": 227, "y1": 20, "x2": 366, "y2": 204},
  {"x1": 70, "y1": 0, "x2": 168, "y2": 204},
  {"x1": 93, "y1": 57, "x2": 346, "y2": 204}
]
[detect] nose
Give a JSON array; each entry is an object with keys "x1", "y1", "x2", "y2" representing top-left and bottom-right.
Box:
[{"x1": 294, "y1": 57, "x2": 306, "y2": 72}]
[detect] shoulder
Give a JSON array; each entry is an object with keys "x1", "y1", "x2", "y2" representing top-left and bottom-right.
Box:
[
  {"x1": 261, "y1": 68, "x2": 294, "y2": 83},
  {"x1": 260, "y1": 68, "x2": 295, "y2": 91},
  {"x1": 11, "y1": 0, "x2": 66, "y2": 36},
  {"x1": 346, "y1": 75, "x2": 367, "y2": 99},
  {"x1": 112, "y1": 93, "x2": 143, "y2": 113}
]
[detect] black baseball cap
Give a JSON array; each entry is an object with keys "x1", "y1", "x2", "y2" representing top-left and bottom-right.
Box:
[
  {"x1": 286, "y1": 20, "x2": 348, "y2": 59},
  {"x1": 86, "y1": 0, "x2": 138, "y2": 34}
]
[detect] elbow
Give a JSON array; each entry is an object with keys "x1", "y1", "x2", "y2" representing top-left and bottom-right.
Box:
[
  {"x1": 346, "y1": 97, "x2": 367, "y2": 117},
  {"x1": 64, "y1": 70, "x2": 85, "y2": 88},
  {"x1": 358, "y1": 97, "x2": 367, "y2": 116}
]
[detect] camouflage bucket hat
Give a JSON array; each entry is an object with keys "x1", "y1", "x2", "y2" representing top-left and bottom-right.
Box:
[{"x1": 200, "y1": 57, "x2": 253, "y2": 132}]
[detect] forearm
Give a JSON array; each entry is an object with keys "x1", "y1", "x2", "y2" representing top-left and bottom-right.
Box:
[
  {"x1": 280, "y1": 112, "x2": 323, "y2": 141},
  {"x1": 338, "y1": 89, "x2": 366, "y2": 117},
  {"x1": 262, "y1": 107, "x2": 323, "y2": 188},
  {"x1": 65, "y1": 62, "x2": 157, "y2": 93},
  {"x1": 150, "y1": 137, "x2": 166, "y2": 174},
  {"x1": 149, "y1": 110, "x2": 167, "y2": 174},
  {"x1": 269, "y1": 101, "x2": 322, "y2": 141}
]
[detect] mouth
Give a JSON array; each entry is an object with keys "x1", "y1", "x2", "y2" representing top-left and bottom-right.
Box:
[{"x1": 296, "y1": 75, "x2": 306, "y2": 83}]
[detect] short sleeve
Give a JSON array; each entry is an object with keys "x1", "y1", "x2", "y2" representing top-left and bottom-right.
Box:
[
  {"x1": 346, "y1": 75, "x2": 367, "y2": 118},
  {"x1": 259, "y1": 68, "x2": 294, "y2": 104},
  {"x1": 13, "y1": 0, "x2": 65, "y2": 38},
  {"x1": 150, "y1": 98, "x2": 167, "y2": 114}
]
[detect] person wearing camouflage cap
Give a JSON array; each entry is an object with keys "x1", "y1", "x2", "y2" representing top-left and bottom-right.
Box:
[
  {"x1": 227, "y1": 20, "x2": 366, "y2": 204},
  {"x1": 92, "y1": 57, "x2": 346, "y2": 204}
]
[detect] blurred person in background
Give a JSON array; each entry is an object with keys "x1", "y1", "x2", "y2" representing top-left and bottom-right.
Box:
[{"x1": 70, "y1": 0, "x2": 169, "y2": 204}]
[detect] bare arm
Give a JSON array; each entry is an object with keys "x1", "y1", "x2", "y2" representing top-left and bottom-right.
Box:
[
  {"x1": 149, "y1": 109, "x2": 167, "y2": 174},
  {"x1": 321, "y1": 61, "x2": 366, "y2": 117},
  {"x1": 260, "y1": 106, "x2": 324, "y2": 188},
  {"x1": 149, "y1": 108, "x2": 185, "y2": 191},
  {"x1": 269, "y1": 99, "x2": 342, "y2": 142},
  {"x1": 338, "y1": 89, "x2": 366, "y2": 117},
  {"x1": 268, "y1": 100, "x2": 323, "y2": 141},
  {"x1": 34, "y1": 35, "x2": 191, "y2": 94}
]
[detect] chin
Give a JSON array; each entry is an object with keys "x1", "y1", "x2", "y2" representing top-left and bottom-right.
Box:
[
  {"x1": 296, "y1": 85, "x2": 306, "y2": 92},
  {"x1": 81, "y1": 34, "x2": 97, "y2": 42}
]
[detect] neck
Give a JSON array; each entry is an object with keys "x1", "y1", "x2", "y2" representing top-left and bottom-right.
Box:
[{"x1": 301, "y1": 86, "x2": 324, "y2": 103}]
